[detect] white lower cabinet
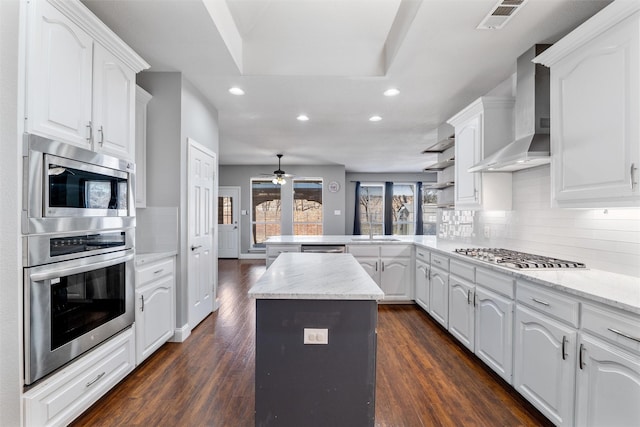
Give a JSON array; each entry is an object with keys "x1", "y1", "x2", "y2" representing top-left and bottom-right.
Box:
[
  {"x1": 415, "y1": 258, "x2": 430, "y2": 311},
  {"x1": 23, "y1": 328, "x2": 135, "y2": 427},
  {"x1": 448, "y1": 275, "x2": 475, "y2": 351},
  {"x1": 575, "y1": 302, "x2": 640, "y2": 426},
  {"x1": 474, "y1": 285, "x2": 513, "y2": 383},
  {"x1": 514, "y1": 305, "x2": 577, "y2": 426},
  {"x1": 429, "y1": 265, "x2": 449, "y2": 327},
  {"x1": 266, "y1": 244, "x2": 301, "y2": 268},
  {"x1": 135, "y1": 256, "x2": 175, "y2": 365},
  {"x1": 348, "y1": 244, "x2": 413, "y2": 302}
]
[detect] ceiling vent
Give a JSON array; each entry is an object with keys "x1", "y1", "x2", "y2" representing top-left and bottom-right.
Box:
[{"x1": 477, "y1": 0, "x2": 527, "y2": 30}]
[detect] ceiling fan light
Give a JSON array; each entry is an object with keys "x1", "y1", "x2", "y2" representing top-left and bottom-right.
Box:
[
  {"x1": 297, "y1": 114, "x2": 309, "y2": 121},
  {"x1": 384, "y1": 88, "x2": 400, "y2": 97},
  {"x1": 272, "y1": 176, "x2": 286, "y2": 185},
  {"x1": 229, "y1": 87, "x2": 245, "y2": 95},
  {"x1": 369, "y1": 115, "x2": 382, "y2": 122}
]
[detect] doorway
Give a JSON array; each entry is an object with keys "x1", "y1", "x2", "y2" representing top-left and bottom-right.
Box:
[{"x1": 218, "y1": 186, "x2": 240, "y2": 258}]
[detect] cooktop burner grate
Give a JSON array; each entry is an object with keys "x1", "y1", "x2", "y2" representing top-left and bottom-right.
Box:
[{"x1": 454, "y1": 248, "x2": 586, "y2": 269}]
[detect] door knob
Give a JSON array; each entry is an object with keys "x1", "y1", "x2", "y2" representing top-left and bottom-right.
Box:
[{"x1": 191, "y1": 245, "x2": 202, "y2": 251}]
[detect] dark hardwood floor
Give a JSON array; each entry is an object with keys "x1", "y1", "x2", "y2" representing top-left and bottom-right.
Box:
[{"x1": 72, "y1": 259, "x2": 551, "y2": 426}]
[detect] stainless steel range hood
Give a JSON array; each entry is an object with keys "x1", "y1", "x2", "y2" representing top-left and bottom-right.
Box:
[{"x1": 469, "y1": 44, "x2": 552, "y2": 173}]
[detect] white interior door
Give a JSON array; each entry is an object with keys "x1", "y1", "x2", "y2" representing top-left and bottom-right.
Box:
[
  {"x1": 218, "y1": 186, "x2": 240, "y2": 258},
  {"x1": 187, "y1": 139, "x2": 216, "y2": 330}
]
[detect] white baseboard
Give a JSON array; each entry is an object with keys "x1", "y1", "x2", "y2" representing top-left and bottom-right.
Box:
[
  {"x1": 171, "y1": 323, "x2": 191, "y2": 342},
  {"x1": 239, "y1": 253, "x2": 266, "y2": 260}
]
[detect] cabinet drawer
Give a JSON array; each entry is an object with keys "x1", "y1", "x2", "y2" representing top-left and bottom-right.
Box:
[
  {"x1": 415, "y1": 247, "x2": 430, "y2": 263},
  {"x1": 136, "y1": 257, "x2": 174, "y2": 287},
  {"x1": 431, "y1": 253, "x2": 449, "y2": 271},
  {"x1": 476, "y1": 267, "x2": 514, "y2": 299},
  {"x1": 582, "y1": 303, "x2": 640, "y2": 354},
  {"x1": 347, "y1": 245, "x2": 380, "y2": 257},
  {"x1": 24, "y1": 328, "x2": 135, "y2": 427},
  {"x1": 517, "y1": 280, "x2": 579, "y2": 327},
  {"x1": 266, "y1": 244, "x2": 300, "y2": 257},
  {"x1": 450, "y1": 259, "x2": 475, "y2": 282},
  {"x1": 380, "y1": 244, "x2": 412, "y2": 258}
]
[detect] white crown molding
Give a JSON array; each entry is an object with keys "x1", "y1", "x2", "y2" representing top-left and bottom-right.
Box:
[
  {"x1": 47, "y1": 0, "x2": 150, "y2": 72},
  {"x1": 447, "y1": 96, "x2": 515, "y2": 127},
  {"x1": 533, "y1": 1, "x2": 640, "y2": 67}
]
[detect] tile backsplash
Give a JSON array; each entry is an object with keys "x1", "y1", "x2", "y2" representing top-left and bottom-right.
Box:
[{"x1": 439, "y1": 165, "x2": 640, "y2": 277}]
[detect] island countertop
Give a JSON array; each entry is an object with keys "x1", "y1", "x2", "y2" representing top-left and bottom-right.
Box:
[{"x1": 249, "y1": 252, "x2": 384, "y2": 300}]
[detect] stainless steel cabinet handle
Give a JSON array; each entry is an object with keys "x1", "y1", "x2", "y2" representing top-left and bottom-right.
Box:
[
  {"x1": 474, "y1": 293, "x2": 477, "y2": 307},
  {"x1": 86, "y1": 372, "x2": 105, "y2": 388},
  {"x1": 153, "y1": 269, "x2": 164, "y2": 275},
  {"x1": 98, "y1": 125, "x2": 104, "y2": 146},
  {"x1": 425, "y1": 267, "x2": 429, "y2": 279},
  {"x1": 467, "y1": 289, "x2": 472, "y2": 305},
  {"x1": 631, "y1": 163, "x2": 638, "y2": 189},
  {"x1": 562, "y1": 335, "x2": 568, "y2": 360},
  {"x1": 382, "y1": 262, "x2": 385, "y2": 272},
  {"x1": 433, "y1": 259, "x2": 441, "y2": 265},
  {"x1": 375, "y1": 261, "x2": 378, "y2": 272},
  {"x1": 417, "y1": 252, "x2": 424, "y2": 257},
  {"x1": 608, "y1": 328, "x2": 640, "y2": 343},
  {"x1": 86, "y1": 121, "x2": 93, "y2": 141},
  {"x1": 579, "y1": 344, "x2": 585, "y2": 370},
  {"x1": 191, "y1": 245, "x2": 202, "y2": 251},
  {"x1": 532, "y1": 297, "x2": 550, "y2": 306},
  {"x1": 141, "y1": 295, "x2": 144, "y2": 312}
]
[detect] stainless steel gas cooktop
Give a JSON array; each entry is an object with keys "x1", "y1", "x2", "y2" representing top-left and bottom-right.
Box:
[{"x1": 454, "y1": 248, "x2": 586, "y2": 270}]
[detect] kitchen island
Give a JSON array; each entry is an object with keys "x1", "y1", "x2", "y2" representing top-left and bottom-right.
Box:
[{"x1": 249, "y1": 252, "x2": 383, "y2": 427}]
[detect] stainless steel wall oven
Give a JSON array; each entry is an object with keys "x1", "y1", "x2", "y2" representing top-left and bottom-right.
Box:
[{"x1": 22, "y1": 134, "x2": 137, "y2": 385}]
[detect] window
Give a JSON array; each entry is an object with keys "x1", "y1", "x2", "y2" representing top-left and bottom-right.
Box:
[
  {"x1": 293, "y1": 179, "x2": 323, "y2": 235},
  {"x1": 218, "y1": 196, "x2": 232, "y2": 225},
  {"x1": 251, "y1": 180, "x2": 281, "y2": 247},
  {"x1": 422, "y1": 188, "x2": 438, "y2": 235},
  {"x1": 392, "y1": 183, "x2": 415, "y2": 235},
  {"x1": 358, "y1": 184, "x2": 384, "y2": 235}
]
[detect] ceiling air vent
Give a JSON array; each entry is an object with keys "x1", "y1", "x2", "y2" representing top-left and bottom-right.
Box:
[{"x1": 477, "y1": 0, "x2": 527, "y2": 30}]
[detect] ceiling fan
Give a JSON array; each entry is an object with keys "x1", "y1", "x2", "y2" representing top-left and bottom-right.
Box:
[{"x1": 261, "y1": 154, "x2": 293, "y2": 185}]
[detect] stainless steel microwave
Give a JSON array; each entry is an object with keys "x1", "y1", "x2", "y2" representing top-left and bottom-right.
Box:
[{"x1": 22, "y1": 134, "x2": 136, "y2": 234}]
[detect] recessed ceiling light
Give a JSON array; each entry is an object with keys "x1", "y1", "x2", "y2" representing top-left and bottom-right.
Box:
[
  {"x1": 228, "y1": 87, "x2": 245, "y2": 95},
  {"x1": 297, "y1": 114, "x2": 309, "y2": 122},
  {"x1": 369, "y1": 115, "x2": 382, "y2": 122},
  {"x1": 384, "y1": 88, "x2": 400, "y2": 97}
]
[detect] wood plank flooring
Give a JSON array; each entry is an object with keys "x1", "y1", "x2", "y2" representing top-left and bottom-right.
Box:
[{"x1": 72, "y1": 259, "x2": 551, "y2": 426}]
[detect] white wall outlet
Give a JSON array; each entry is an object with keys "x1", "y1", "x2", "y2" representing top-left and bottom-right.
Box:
[
  {"x1": 484, "y1": 225, "x2": 491, "y2": 238},
  {"x1": 241, "y1": 210, "x2": 248, "y2": 215},
  {"x1": 334, "y1": 210, "x2": 341, "y2": 216},
  {"x1": 303, "y1": 328, "x2": 328, "y2": 345}
]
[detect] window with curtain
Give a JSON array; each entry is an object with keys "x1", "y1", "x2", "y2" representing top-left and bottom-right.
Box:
[
  {"x1": 358, "y1": 184, "x2": 384, "y2": 235},
  {"x1": 251, "y1": 179, "x2": 281, "y2": 248},
  {"x1": 422, "y1": 188, "x2": 438, "y2": 235},
  {"x1": 392, "y1": 183, "x2": 415, "y2": 235},
  {"x1": 293, "y1": 179, "x2": 323, "y2": 235}
]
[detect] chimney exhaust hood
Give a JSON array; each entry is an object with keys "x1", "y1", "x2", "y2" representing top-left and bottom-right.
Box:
[{"x1": 469, "y1": 44, "x2": 551, "y2": 173}]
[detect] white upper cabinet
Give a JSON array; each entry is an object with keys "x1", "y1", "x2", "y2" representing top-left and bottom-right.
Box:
[
  {"x1": 26, "y1": 0, "x2": 94, "y2": 149},
  {"x1": 448, "y1": 97, "x2": 515, "y2": 210},
  {"x1": 534, "y1": 2, "x2": 640, "y2": 207},
  {"x1": 25, "y1": 0, "x2": 149, "y2": 159}
]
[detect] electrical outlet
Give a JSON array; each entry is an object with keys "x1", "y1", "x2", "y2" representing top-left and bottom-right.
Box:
[{"x1": 303, "y1": 328, "x2": 328, "y2": 345}]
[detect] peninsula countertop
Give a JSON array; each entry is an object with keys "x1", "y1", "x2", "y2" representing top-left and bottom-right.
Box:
[{"x1": 248, "y1": 252, "x2": 384, "y2": 300}]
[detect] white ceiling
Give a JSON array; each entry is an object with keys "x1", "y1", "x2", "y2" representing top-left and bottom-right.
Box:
[{"x1": 82, "y1": 0, "x2": 611, "y2": 173}]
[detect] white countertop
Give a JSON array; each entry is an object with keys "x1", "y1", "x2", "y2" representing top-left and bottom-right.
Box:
[
  {"x1": 249, "y1": 253, "x2": 384, "y2": 300},
  {"x1": 265, "y1": 236, "x2": 640, "y2": 313}
]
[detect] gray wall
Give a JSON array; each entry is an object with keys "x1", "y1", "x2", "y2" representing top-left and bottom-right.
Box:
[
  {"x1": 345, "y1": 172, "x2": 436, "y2": 235},
  {"x1": 137, "y1": 71, "x2": 220, "y2": 330},
  {"x1": 0, "y1": 0, "x2": 22, "y2": 423},
  {"x1": 220, "y1": 164, "x2": 346, "y2": 254}
]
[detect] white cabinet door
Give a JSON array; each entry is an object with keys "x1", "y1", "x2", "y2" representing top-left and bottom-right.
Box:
[
  {"x1": 454, "y1": 115, "x2": 481, "y2": 208},
  {"x1": 475, "y1": 286, "x2": 513, "y2": 383},
  {"x1": 92, "y1": 43, "x2": 136, "y2": 160},
  {"x1": 415, "y1": 259, "x2": 429, "y2": 311},
  {"x1": 576, "y1": 333, "x2": 640, "y2": 427},
  {"x1": 356, "y1": 257, "x2": 380, "y2": 287},
  {"x1": 429, "y1": 266, "x2": 449, "y2": 328},
  {"x1": 26, "y1": 0, "x2": 93, "y2": 149},
  {"x1": 448, "y1": 275, "x2": 474, "y2": 351},
  {"x1": 135, "y1": 276, "x2": 175, "y2": 365},
  {"x1": 380, "y1": 256, "x2": 412, "y2": 301},
  {"x1": 514, "y1": 305, "x2": 577, "y2": 427},
  {"x1": 547, "y1": 11, "x2": 640, "y2": 207}
]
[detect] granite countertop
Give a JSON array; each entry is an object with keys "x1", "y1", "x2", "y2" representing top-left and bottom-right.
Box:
[
  {"x1": 249, "y1": 253, "x2": 384, "y2": 301},
  {"x1": 265, "y1": 236, "x2": 640, "y2": 314},
  {"x1": 135, "y1": 251, "x2": 178, "y2": 266}
]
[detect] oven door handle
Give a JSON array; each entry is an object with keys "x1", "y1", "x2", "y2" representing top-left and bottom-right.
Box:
[{"x1": 29, "y1": 251, "x2": 134, "y2": 282}]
